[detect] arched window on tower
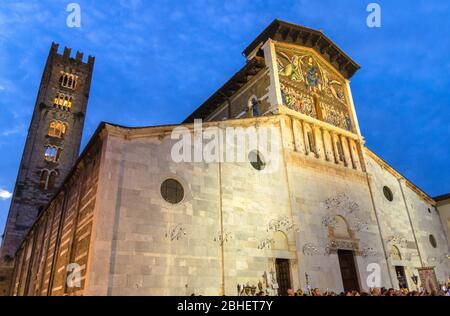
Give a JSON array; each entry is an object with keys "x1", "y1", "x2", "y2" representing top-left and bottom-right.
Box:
[
  {"x1": 59, "y1": 93, "x2": 64, "y2": 107},
  {"x1": 48, "y1": 121, "x2": 68, "y2": 138},
  {"x1": 53, "y1": 93, "x2": 72, "y2": 110},
  {"x1": 61, "y1": 123, "x2": 68, "y2": 138},
  {"x1": 48, "y1": 120, "x2": 57, "y2": 137},
  {"x1": 66, "y1": 96, "x2": 73, "y2": 110},
  {"x1": 39, "y1": 169, "x2": 57, "y2": 190},
  {"x1": 39, "y1": 169, "x2": 49, "y2": 189},
  {"x1": 47, "y1": 171, "x2": 57, "y2": 190},
  {"x1": 59, "y1": 72, "x2": 77, "y2": 90},
  {"x1": 44, "y1": 145, "x2": 62, "y2": 162}
]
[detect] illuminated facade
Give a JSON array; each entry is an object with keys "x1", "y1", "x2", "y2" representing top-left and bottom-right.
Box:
[{"x1": 4, "y1": 20, "x2": 450, "y2": 296}]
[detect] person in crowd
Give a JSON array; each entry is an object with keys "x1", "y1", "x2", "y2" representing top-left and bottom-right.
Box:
[
  {"x1": 370, "y1": 287, "x2": 381, "y2": 296},
  {"x1": 311, "y1": 288, "x2": 321, "y2": 296}
]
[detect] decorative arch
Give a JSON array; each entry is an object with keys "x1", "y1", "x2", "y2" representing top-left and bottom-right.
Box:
[
  {"x1": 59, "y1": 72, "x2": 78, "y2": 89},
  {"x1": 39, "y1": 169, "x2": 58, "y2": 190},
  {"x1": 390, "y1": 245, "x2": 402, "y2": 261},
  {"x1": 272, "y1": 231, "x2": 289, "y2": 251},
  {"x1": 48, "y1": 120, "x2": 68, "y2": 138},
  {"x1": 39, "y1": 169, "x2": 49, "y2": 189},
  {"x1": 53, "y1": 92, "x2": 73, "y2": 110},
  {"x1": 44, "y1": 145, "x2": 62, "y2": 162},
  {"x1": 330, "y1": 215, "x2": 351, "y2": 239}
]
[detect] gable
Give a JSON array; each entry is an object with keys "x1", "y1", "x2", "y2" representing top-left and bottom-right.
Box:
[{"x1": 275, "y1": 43, "x2": 354, "y2": 132}]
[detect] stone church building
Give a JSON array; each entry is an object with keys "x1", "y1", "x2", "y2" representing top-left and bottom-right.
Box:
[{"x1": 1, "y1": 20, "x2": 449, "y2": 296}]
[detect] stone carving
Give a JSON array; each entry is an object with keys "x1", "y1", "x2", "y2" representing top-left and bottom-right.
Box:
[
  {"x1": 324, "y1": 193, "x2": 360, "y2": 214},
  {"x1": 165, "y1": 224, "x2": 186, "y2": 241},
  {"x1": 387, "y1": 234, "x2": 408, "y2": 248},
  {"x1": 324, "y1": 239, "x2": 359, "y2": 255},
  {"x1": 214, "y1": 231, "x2": 233, "y2": 246},
  {"x1": 321, "y1": 193, "x2": 368, "y2": 233},
  {"x1": 258, "y1": 237, "x2": 275, "y2": 250},
  {"x1": 322, "y1": 214, "x2": 367, "y2": 233},
  {"x1": 349, "y1": 216, "x2": 368, "y2": 233},
  {"x1": 322, "y1": 215, "x2": 339, "y2": 229},
  {"x1": 267, "y1": 216, "x2": 298, "y2": 233},
  {"x1": 257, "y1": 216, "x2": 298, "y2": 251},
  {"x1": 302, "y1": 243, "x2": 320, "y2": 256},
  {"x1": 360, "y1": 243, "x2": 377, "y2": 258}
]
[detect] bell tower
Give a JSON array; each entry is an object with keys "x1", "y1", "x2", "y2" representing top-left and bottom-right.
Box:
[{"x1": 0, "y1": 43, "x2": 94, "y2": 289}]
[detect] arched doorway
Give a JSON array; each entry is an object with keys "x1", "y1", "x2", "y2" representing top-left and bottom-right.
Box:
[
  {"x1": 331, "y1": 216, "x2": 360, "y2": 293},
  {"x1": 272, "y1": 231, "x2": 292, "y2": 296}
]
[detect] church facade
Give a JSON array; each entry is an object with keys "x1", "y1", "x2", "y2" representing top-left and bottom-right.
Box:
[{"x1": 5, "y1": 20, "x2": 450, "y2": 296}]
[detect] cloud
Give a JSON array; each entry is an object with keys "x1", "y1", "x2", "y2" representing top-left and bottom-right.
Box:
[
  {"x1": 0, "y1": 189, "x2": 12, "y2": 200},
  {"x1": 1, "y1": 123, "x2": 26, "y2": 136}
]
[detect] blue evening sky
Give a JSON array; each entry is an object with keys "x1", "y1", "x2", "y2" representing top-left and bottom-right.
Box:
[{"x1": 0, "y1": 1, "x2": 449, "y2": 232}]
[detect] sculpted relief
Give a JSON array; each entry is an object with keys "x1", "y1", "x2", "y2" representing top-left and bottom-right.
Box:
[{"x1": 276, "y1": 45, "x2": 353, "y2": 131}]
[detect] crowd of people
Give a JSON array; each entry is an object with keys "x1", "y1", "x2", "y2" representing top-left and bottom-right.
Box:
[{"x1": 286, "y1": 287, "x2": 450, "y2": 296}]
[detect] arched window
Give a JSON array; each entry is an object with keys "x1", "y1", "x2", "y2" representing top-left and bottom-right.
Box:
[
  {"x1": 332, "y1": 216, "x2": 351, "y2": 239},
  {"x1": 47, "y1": 171, "x2": 57, "y2": 190},
  {"x1": 39, "y1": 169, "x2": 57, "y2": 190},
  {"x1": 66, "y1": 97, "x2": 73, "y2": 110},
  {"x1": 61, "y1": 123, "x2": 67, "y2": 138},
  {"x1": 44, "y1": 145, "x2": 62, "y2": 162},
  {"x1": 60, "y1": 72, "x2": 77, "y2": 90},
  {"x1": 53, "y1": 93, "x2": 72, "y2": 110},
  {"x1": 55, "y1": 121, "x2": 63, "y2": 137},
  {"x1": 63, "y1": 96, "x2": 69, "y2": 108},
  {"x1": 55, "y1": 147, "x2": 62, "y2": 162},
  {"x1": 48, "y1": 121, "x2": 68, "y2": 138},
  {"x1": 53, "y1": 94, "x2": 59, "y2": 107},
  {"x1": 39, "y1": 170, "x2": 49, "y2": 189},
  {"x1": 48, "y1": 120, "x2": 57, "y2": 137},
  {"x1": 272, "y1": 231, "x2": 289, "y2": 251},
  {"x1": 390, "y1": 245, "x2": 402, "y2": 261}
]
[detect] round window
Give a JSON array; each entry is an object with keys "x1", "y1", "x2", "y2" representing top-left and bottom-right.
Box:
[
  {"x1": 161, "y1": 179, "x2": 184, "y2": 204},
  {"x1": 429, "y1": 234, "x2": 437, "y2": 248},
  {"x1": 248, "y1": 150, "x2": 265, "y2": 171},
  {"x1": 383, "y1": 186, "x2": 394, "y2": 202}
]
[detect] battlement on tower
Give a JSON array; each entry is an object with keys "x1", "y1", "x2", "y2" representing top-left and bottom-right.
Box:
[{"x1": 49, "y1": 42, "x2": 95, "y2": 67}]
